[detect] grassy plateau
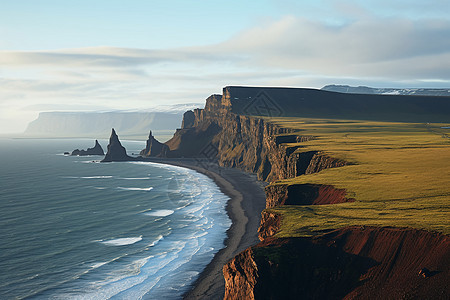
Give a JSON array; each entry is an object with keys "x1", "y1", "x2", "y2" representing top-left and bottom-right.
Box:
[{"x1": 264, "y1": 118, "x2": 450, "y2": 237}]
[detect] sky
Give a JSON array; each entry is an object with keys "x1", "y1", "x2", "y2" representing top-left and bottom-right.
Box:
[{"x1": 1, "y1": 0, "x2": 450, "y2": 133}]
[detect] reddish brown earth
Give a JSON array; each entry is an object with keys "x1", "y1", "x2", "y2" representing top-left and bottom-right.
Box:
[
  {"x1": 224, "y1": 226, "x2": 450, "y2": 300},
  {"x1": 265, "y1": 183, "x2": 355, "y2": 208}
]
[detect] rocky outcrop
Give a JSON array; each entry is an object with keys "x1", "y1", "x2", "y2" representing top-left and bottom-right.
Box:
[
  {"x1": 181, "y1": 110, "x2": 195, "y2": 129},
  {"x1": 164, "y1": 92, "x2": 348, "y2": 181},
  {"x1": 265, "y1": 183, "x2": 355, "y2": 209},
  {"x1": 224, "y1": 227, "x2": 450, "y2": 300},
  {"x1": 257, "y1": 211, "x2": 282, "y2": 241},
  {"x1": 305, "y1": 152, "x2": 349, "y2": 174},
  {"x1": 71, "y1": 140, "x2": 104, "y2": 156},
  {"x1": 101, "y1": 129, "x2": 134, "y2": 162},
  {"x1": 139, "y1": 130, "x2": 169, "y2": 157}
]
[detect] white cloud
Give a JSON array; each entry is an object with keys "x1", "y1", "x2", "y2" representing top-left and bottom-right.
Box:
[
  {"x1": 1, "y1": 12, "x2": 450, "y2": 134},
  {"x1": 217, "y1": 15, "x2": 450, "y2": 80}
]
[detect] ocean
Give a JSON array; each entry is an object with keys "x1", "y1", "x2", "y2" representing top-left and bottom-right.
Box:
[{"x1": 0, "y1": 138, "x2": 231, "y2": 299}]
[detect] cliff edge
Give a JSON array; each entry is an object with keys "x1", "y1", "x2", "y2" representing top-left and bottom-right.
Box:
[{"x1": 164, "y1": 86, "x2": 450, "y2": 299}]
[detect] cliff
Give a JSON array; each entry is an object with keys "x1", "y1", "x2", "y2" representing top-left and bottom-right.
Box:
[
  {"x1": 71, "y1": 140, "x2": 104, "y2": 156},
  {"x1": 164, "y1": 92, "x2": 348, "y2": 181},
  {"x1": 163, "y1": 87, "x2": 450, "y2": 299},
  {"x1": 224, "y1": 227, "x2": 450, "y2": 300},
  {"x1": 101, "y1": 129, "x2": 135, "y2": 162}
]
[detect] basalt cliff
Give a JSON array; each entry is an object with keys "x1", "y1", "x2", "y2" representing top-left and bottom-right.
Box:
[
  {"x1": 106, "y1": 86, "x2": 450, "y2": 299},
  {"x1": 164, "y1": 87, "x2": 449, "y2": 300}
]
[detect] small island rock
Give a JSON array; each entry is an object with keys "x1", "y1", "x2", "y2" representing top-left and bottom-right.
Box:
[{"x1": 71, "y1": 140, "x2": 104, "y2": 156}]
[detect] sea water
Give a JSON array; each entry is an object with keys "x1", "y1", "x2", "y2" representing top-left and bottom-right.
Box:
[{"x1": 0, "y1": 138, "x2": 231, "y2": 299}]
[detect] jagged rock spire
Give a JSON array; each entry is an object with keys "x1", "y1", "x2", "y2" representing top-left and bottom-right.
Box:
[
  {"x1": 101, "y1": 128, "x2": 134, "y2": 162},
  {"x1": 140, "y1": 129, "x2": 169, "y2": 157}
]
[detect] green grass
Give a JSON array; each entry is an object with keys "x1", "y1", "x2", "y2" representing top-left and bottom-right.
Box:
[{"x1": 262, "y1": 118, "x2": 450, "y2": 236}]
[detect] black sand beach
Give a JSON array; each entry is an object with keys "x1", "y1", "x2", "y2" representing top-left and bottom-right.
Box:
[{"x1": 146, "y1": 158, "x2": 266, "y2": 300}]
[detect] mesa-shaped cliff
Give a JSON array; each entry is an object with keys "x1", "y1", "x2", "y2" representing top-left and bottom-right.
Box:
[
  {"x1": 164, "y1": 92, "x2": 349, "y2": 182},
  {"x1": 162, "y1": 87, "x2": 450, "y2": 299}
]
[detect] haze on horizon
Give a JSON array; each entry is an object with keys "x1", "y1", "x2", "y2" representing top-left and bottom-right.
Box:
[{"x1": 1, "y1": 0, "x2": 449, "y2": 134}]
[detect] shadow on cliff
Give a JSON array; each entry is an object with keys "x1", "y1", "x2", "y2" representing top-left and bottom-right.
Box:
[
  {"x1": 251, "y1": 237, "x2": 377, "y2": 300},
  {"x1": 224, "y1": 226, "x2": 450, "y2": 300}
]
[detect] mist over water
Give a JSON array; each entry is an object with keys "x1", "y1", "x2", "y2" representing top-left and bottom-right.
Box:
[{"x1": 0, "y1": 139, "x2": 231, "y2": 299}]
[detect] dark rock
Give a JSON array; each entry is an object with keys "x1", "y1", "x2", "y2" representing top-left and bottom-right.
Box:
[
  {"x1": 64, "y1": 152, "x2": 70, "y2": 155},
  {"x1": 71, "y1": 140, "x2": 104, "y2": 156},
  {"x1": 181, "y1": 110, "x2": 195, "y2": 129},
  {"x1": 139, "y1": 130, "x2": 169, "y2": 157},
  {"x1": 101, "y1": 129, "x2": 134, "y2": 162}
]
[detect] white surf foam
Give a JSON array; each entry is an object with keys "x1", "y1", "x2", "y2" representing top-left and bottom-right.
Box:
[
  {"x1": 120, "y1": 177, "x2": 151, "y2": 180},
  {"x1": 101, "y1": 236, "x2": 143, "y2": 246},
  {"x1": 148, "y1": 235, "x2": 164, "y2": 247},
  {"x1": 81, "y1": 176, "x2": 113, "y2": 179},
  {"x1": 144, "y1": 210, "x2": 174, "y2": 217},
  {"x1": 91, "y1": 262, "x2": 109, "y2": 269},
  {"x1": 117, "y1": 187, "x2": 153, "y2": 191}
]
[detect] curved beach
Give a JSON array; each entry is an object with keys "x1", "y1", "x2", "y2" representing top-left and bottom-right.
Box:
[{"x1": 148, "y1": 158, "x2": 266, "y2": 300}]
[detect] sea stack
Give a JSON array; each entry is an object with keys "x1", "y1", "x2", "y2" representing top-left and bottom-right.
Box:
[
  {"x1": 140, "y1": 130, "x2": 169, "y2": 157},
  {"x1": 71, "y1": 140, "x2": 104, "y2": 156},
  {"x1": 101, "y1": 129, "x2": 134, "y2": 162}
]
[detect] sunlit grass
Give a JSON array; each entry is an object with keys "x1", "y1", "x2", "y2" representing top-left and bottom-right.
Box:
[{"x1": 262, "y1": 118, "x2": 450, "y2": 236}]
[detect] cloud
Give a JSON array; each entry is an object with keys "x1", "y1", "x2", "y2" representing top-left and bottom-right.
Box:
[
  {"x1": 2, "y1": 14, "x2": 449, "y2": 83},
  {"x1": 1, "y1": 11, "x2": 450, "y2": 134},
  {"x1": 217, "y1": 15, "x2": 450, "y2": 81},
  {"x1": 0, "y1": 46, "x2": 233, "y2": 69}
]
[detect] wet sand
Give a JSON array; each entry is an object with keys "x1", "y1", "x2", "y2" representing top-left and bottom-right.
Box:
[{"x1": 146, "y1": 158, "x2": 266, "y2": 300}]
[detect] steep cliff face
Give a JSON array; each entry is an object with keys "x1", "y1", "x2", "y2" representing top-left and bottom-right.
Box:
[
  {"x1": 257, "y1": 211, "x2": 282, "y2": 241},
  {"x1": 265, "y1": 184, "x2": 355, "y2": 209},
  {"x1": 161, "y1": 87, "x2": 449, "y2": 299},
  {"x1": 165, "y1": 91, "x2": 348, "y2": 181},
  {"x1": 224, "y1": 227, "x2": 450, "y2": 300}
]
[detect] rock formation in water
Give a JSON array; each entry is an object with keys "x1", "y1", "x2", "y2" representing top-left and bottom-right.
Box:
[
  {"x1": 71, "y1": 140, "x2": 104, "y2": 156},
  {"x1": 101, "y1": 129, "x2": 134, "y2": 162},
  {"x1": 139, "y1": 130, "x2": 169, "y2": 157}
]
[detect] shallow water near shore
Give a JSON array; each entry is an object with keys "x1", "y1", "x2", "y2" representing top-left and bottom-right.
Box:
[{"x1": 0, "y1": 138, "x2": 231, "y2": 299}]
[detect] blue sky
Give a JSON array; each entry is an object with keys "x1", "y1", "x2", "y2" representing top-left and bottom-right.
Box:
[{"x1": 1, "y1": 0, "x2": 450, "y2": 133}]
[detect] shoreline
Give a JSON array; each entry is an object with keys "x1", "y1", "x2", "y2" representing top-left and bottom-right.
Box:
[{"x1": 145, "y1": 158, "x2": 267, "y2": 299}]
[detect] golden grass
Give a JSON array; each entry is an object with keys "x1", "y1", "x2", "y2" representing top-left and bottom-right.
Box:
[{"x1": 263, "y1": 118, "x2": 450, "y2": 236}]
